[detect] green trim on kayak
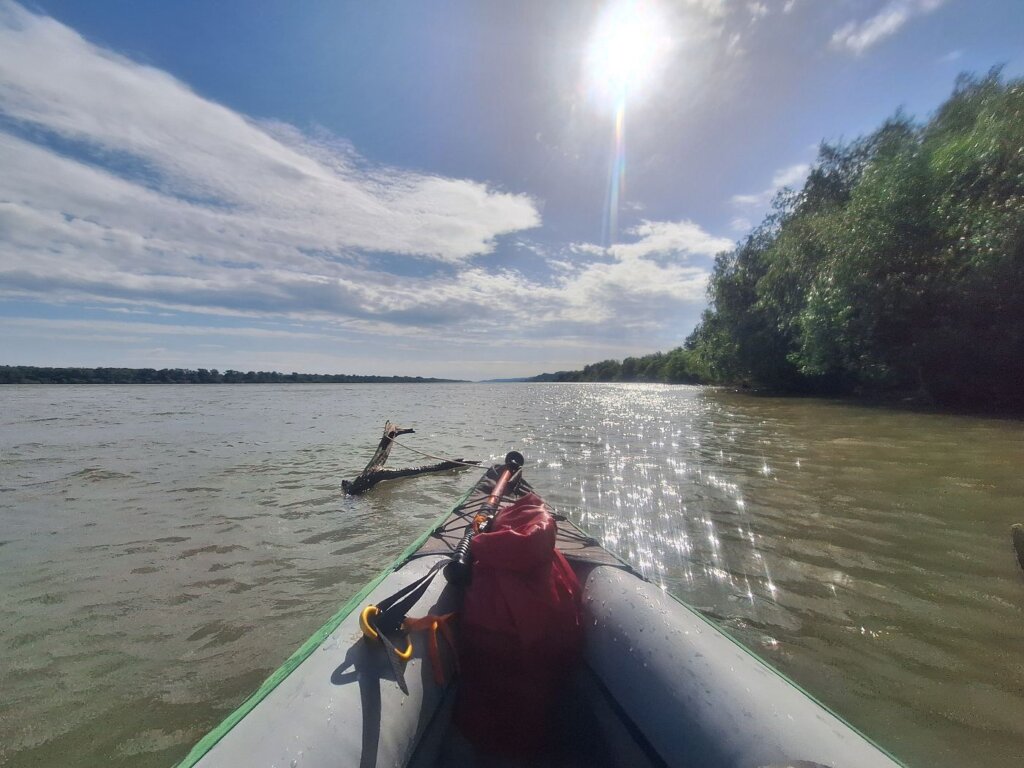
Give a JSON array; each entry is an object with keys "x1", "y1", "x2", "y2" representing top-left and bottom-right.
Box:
[{"x1": 175, "y1": 486, "x2": 473, "y2": 768}]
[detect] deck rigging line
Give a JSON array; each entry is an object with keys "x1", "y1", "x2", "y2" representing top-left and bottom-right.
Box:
[{"x1": 387, "y1": 436, "x2": 483, "y2": 468}]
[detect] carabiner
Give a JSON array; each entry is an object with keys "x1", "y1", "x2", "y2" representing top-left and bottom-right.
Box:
[{"x1": 359, "y1": 604, "x2": 413, "y2": 661}]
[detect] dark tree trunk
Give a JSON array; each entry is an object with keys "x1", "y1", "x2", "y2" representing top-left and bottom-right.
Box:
[
  {"x1": 1012, "y1": 524, "x2": 1024, "y2": 576},
  {"x1": 342, "y1": 420, "x2": 479, "y2": 495}
]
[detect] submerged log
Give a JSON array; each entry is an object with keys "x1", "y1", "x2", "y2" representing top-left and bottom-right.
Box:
[
  {"x1": 342, "y1": 420, "x2": 480, "y2": 495},
  {"x1": 1012, "y1": 524, "x2": 1024, "y2": 575}
]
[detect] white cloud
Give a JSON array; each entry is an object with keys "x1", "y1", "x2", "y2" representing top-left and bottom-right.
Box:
[
  {"x1": 830, "y1": 0, "x2": 947, "y2": 55},
  {"x1": 570, "y1": 243, "x2": 608, "y2": 257},
  {"x1": 747, "y1": 2, "x2": 769, "y2": 22},
  {"x1": 731, "y1": 162, "x2": 809, "y2": 209},
  {"x1": 609, "y1": 219, "x2": 732, "y2": 261},
  {"x1": 2, "y1": 317, "x2": 344, "y2": 343},
  {"x1": 0, "y1": 1, "x2": 539, "y2": 270},
  {"x1": 770, "y1": 162, "x2": 811, "y2": 189},
  {"x1": 552, "y1": 257, "x2": 710, "y2": 326},
  {"x1": 543, "y1": 220, "x2": 731, "y2": 326},
  {"x1": 731, "y1": 191, "x2": 767, "y2": 207},
  {"x1": 0, "y1": 1, "x2": 732, "y2": 369},
  {"x1": 730, "y1": 216, "x2": 752, "y2": 233},
  {"x1": 0, "y1": 148, "x2": 725, "y2": 342},
  {"x1": 726, "y1": 32, "x2": 745, "y2": 58},
  {"x1": 682, "y1": 0, "x2": 729, "y2": 19},
  {"x1": 446, "y1": 221, "x2": 728, "y2": 335}
]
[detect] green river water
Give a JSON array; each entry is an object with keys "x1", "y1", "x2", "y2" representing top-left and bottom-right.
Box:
[{"x1": 1, "y1": 383, "x2": 1022, "y2": 767}]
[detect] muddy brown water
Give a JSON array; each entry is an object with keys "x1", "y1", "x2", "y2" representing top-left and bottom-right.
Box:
[{"x1": 2, "y1": 383, "x2": 1022, "y2": 767}]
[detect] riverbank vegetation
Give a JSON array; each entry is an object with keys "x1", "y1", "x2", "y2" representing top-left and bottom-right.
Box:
[
  {"x1": 539, "y1": 70, "x2": 1024, "y2": 409},
  {"x1": 532, "y1": 348, "x2": 702, "y2": 384},
  {"x1": 0, "y1": 366, "x2": 460, "y2": 384}
]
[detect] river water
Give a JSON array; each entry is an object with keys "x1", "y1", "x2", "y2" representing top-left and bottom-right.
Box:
[{"x1": 1, "y1": 383, "x2": 1022, "y2": 767}]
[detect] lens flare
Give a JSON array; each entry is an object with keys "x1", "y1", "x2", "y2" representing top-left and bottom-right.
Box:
[
  {"x1": 603, "y1": 102, "x2": 627, "y2": 246},
  {"x1": 584, "y1": 1, "x2": 672, "y2": 245}
]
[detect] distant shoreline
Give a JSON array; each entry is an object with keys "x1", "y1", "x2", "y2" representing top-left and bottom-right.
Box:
[{"x1": 0, "y1": 366, "x2": 464, "y2": 385}]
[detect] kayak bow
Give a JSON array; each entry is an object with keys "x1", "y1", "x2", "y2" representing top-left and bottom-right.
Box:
[{"x1": 179, "y1": 456, "x2": 906, "y2": 768}]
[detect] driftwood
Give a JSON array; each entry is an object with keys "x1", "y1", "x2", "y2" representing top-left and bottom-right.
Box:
[
  {"x1": 1012, "y1": 524, "x2": 1024, "y2": 575},
  {"x1": 342, "y1": 420, "x2": 480, "y2": 495}
]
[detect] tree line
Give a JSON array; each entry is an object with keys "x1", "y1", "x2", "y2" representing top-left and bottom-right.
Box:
[
  {"x1": 538, "y1": 70, "x2": 1024, "y2": 409},
  {"x1": 531, "y1": 348, "x2": 702, "y2": 384},
  {"x1": 0, "y1": 366, "x2": 459, "y2": 384}
]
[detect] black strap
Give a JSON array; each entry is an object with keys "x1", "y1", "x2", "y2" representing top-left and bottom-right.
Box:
[
  {"x1": 375, "y1": 561, "x2": 444, "y2": 633},
  {"x1": 376, "y1": 630, "x2": 410, "y2": 694},
  {"x1": 362, "y1": 560, "x2": 447, "y2": 695}
]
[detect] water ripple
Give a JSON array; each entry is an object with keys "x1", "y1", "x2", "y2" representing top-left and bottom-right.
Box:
[{"x1": 1, "y1": 383, "x2": 1022, "y2": 768}]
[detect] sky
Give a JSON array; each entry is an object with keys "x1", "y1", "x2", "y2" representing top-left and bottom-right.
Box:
[{"x1": 1, "y1": 0, "x2": 1022, "y2": 380}]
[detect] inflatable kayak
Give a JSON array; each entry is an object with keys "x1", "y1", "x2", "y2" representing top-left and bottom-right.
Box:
[{"x1": 177, "y1": 455, "x2": 905, "y2": 768}]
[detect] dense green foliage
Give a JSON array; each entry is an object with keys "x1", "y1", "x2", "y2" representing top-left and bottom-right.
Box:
[
  {"x1": 532, "y1": 347, "x2": 704, "y2": 384},
  {"x1": 538, "y1": 71, "x2": 1024, "y2": 408},
  {"x1": 689, "y1": 70, "x2": 1024, "y2": 407},
  {"x1": 0, "y1": 366, "x2": 459, "y2": 384}
]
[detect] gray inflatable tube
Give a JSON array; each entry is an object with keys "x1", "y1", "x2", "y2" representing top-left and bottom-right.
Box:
[{"x1": 582, "y1": 566, "x2": 903, "y2": 768}]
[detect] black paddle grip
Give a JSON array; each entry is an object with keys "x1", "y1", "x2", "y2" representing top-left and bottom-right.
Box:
[
  {"x1": 445, "y1": 530, "x2": 475, "y2": 584},
  {"x1": 444, "y1": 452, "x2": 524, "y2": 585}
]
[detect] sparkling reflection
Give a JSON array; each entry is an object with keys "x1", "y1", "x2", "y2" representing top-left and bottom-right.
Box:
[
  {"x1": 529, "y1": 383, "x2": 788, "y2": 620},
  {"x1": 6, "y1": 381, "x2": 1023, "y2": 768},
  {"x1": 519, "y1": 382, "x2": 1024, "y2": 768}
]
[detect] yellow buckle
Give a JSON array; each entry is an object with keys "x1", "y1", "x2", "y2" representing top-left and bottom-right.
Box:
[{"x1": 359, "y1": 605, "x2": 413, "y2": 661}]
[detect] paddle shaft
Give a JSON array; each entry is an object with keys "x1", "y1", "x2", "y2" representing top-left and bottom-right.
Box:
[{"x1": 445, "y1": 451, "x2": 524, "y2": 583}]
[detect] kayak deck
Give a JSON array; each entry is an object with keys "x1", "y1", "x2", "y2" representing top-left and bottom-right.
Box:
[
  {"x1": 181, "y1": 462, "x2": 905, "y2": 768},
  {"x1": 415, "y1": 462, "x2": 627, "y2": 571}
]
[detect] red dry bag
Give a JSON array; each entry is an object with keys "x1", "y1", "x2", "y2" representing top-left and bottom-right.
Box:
[{"x1": 454, "y1": 492, "x2": 582, "y2": 757}]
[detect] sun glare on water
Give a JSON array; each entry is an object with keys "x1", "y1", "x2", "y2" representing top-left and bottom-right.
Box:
[{"x1": 584, "y1": 1, "x2": 673, "y2": 245}]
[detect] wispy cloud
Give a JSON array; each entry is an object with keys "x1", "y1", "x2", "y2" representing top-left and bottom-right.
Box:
[
  {"x1": 0, "y1": 1, "x2": 540, "y2": 318},
  {"x1": 730, "y1": 216, "x2": 752, "y2": 233},
  {"x1": 683, "y1": 0, "x2": 730, "y2": 19},
  {"x1": 731, "y1": 162, "x2": 809, "y2": 209},
  {"x1": 548, "y1": 220, "x2": 731, "y2": 326},
  {"x1": 2, "y1": 317, "x2": 346, "y2": 343},
  {"x1": 0, "y1": 1, "x2": 729, "y2": 368},
  {"x1": 747, "y1": 2, "x2": 770, "y2": 22},
  {"x1": 830, "y1": 0, "x2": 947, "y2": 55},
  {"x1": 609, "y1": 219, "x2": 732, "y2": 262}
]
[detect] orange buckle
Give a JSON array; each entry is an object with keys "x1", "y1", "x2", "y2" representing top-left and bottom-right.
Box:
[{"x1": 404, "y1": 612, "x2": 458, "y2": 685}]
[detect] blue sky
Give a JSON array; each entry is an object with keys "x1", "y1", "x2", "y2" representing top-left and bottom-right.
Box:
[{"x1": 1, "y1": 0, "x2": 1021, "y2": 379}]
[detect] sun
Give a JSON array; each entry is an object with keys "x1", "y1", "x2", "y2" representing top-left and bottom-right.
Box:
[
  {"x1": 585, "y1": 0, "x2": 673, "y2": 108},
  {"x1": 584, "y1": 1, "x2": 674, "y2": 244}
]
